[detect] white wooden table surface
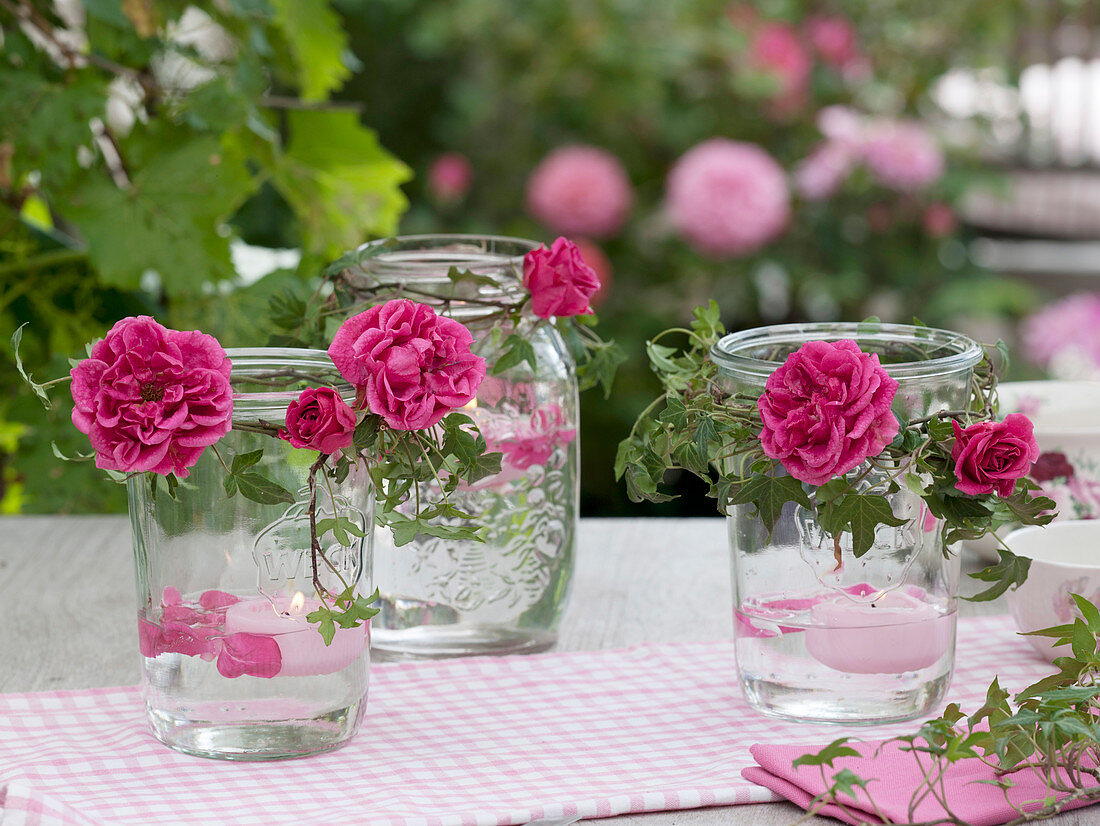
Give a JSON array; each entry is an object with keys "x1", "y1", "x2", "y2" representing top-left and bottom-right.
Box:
[{"x1": 0, "y1": 515, "x2": 1095, "y2": 825}]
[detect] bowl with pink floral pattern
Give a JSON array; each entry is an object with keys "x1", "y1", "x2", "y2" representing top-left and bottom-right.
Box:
[
  {"x1": 999, "y1": 381, "x2": 1100, "y2": 520},
  {"x1": 1003, "y1": 520, "x2": 1100, "y2": 659}
]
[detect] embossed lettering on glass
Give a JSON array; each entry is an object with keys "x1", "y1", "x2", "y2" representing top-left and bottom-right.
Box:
[{"x1": 331, "y1": 235, "x2": 580, "y2": 658}]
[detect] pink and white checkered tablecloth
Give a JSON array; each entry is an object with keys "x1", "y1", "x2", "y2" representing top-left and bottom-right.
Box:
[{"x1": 0, "y1": 615, "x2": 1054, "y2": 826}]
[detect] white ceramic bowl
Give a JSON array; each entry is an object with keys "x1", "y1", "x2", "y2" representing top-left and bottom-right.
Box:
[
  {"x1": 1004, "y1": 520, "x2": 1100, "y2": 660},
  {"x1": 967, "y1": 380, "x2": 1100, "y2": 561}
]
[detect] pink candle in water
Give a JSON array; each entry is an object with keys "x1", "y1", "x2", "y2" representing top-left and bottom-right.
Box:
[
  {"x1": 222, "y1": 595, "x2": 367, "y2": 677},
  {"x1": 804, "y1": 590, "x2": 952, "y2": 674}
]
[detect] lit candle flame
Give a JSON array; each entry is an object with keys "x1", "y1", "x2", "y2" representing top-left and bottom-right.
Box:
[{"x1": 289, "y1": 591, "x2": 305, "y2": 614}]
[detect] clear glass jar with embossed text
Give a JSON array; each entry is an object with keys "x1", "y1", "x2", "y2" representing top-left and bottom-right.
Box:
[
  {"x1": 711, "y1": 323, "x2": 983, "y2": 724},
  {"x1": 330, "y1": 235, "x2": 579, "y2": 658},
  {"x1": 127, "y1": 349, "x2": 374, "y2": 759}
]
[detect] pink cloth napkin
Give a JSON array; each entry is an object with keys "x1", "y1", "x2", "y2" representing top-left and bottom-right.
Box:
[
  {"x1": 744, "y1": 736, "x2": 1100, "y2": 825},
  {"x1": 0, "y1": 616, "x2": 1056, "y2": 826}
]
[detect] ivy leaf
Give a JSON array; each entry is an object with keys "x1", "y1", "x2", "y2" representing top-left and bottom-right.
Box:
[
  {"x1": 578, "y1": 341, "x2": 627, "y2": 399},
  {"x1": 792, "y1": 738, "x2": 860, "y2": 769},
  {"x1": 492, "y1": 334, "x2": 537, "y2": 374},
  {"x1": 729, "y1": 475, "x2": 811, "y2": 534},
  {"x1": 224, "y1": 469, "x2": 295, "y2": 505},
  {"x1": 12, "y1": 324, "x2": 53, "y2": 409},
  {"x1": 66, "y1": 134, "x2": 253, "y2": 295},
  {"x1": 658, "y1": 396, "x2": 688, "y2": 428},
  {"x1": 272, "y1": 110, "x2": 411, "y2": 257},
  {"x1": 968, "y1": 548, "x2": 1031, "y2": 602},
  {"x1": 829, "y1": 768, "x2": 871, "y2": 800},
  {"x1": 447, "y1": 266, "x2": 501, "y2": 288},
  {"x1": 646, "y1": 341, "x2": 680, "y2": 373},
  {"x1": 827, "y1": 493, "x2": 909, "y2": 558},
  {"x1": 306, "y1": 606, "x2": 338, "y2": 645},
  {"x1": 269, "y1": 0, "x2": 352, "y2": 102}
]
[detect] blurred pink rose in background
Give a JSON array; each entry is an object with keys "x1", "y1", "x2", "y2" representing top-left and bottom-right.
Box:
[
  {"x1": 794, "y1": 141, "x2": 855, "y2": 200},
  {"x1": 922, "y1": 202, "x2": 957, "y2": 237},
  {"x1": 805, "y1": 15, "x2": 860, "y2": 70},
  {"x1": 862, "y1": 121, "x2": 945, "y2": 191},
  {"x1": 666, "y1": 138, "x2": 790, "y2": 258},
  {"x1": 816, "y1": 105, "x2": 865, "y2": 147},
  {"x1": 525, "y1": 145, "x2": 633, "y2": 238},
  {"x1": 428, "y1": 152, "x2": 473, "y2": 204},
  {"x1": 747, "y1": 22, "x2": 811, "y2": 114},
  {"x1": 1021, "y1": 293, "x2": 1100, "y2": 371}
]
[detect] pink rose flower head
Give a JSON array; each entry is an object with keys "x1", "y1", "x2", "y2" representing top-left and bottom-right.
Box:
[
  {"x1": 922, "y1": 202, "x2": 958, "y2": 237},
  {"x1": 951, "y1": 414, "x2": 1039, "y2": 498},
  {"x1": 861, "y1": 120, "x2": 945, "y2": 192},
  {"x1": 523, "y1": 237, "x2": 601, "y2": 319},
  {"x1": 747, "y1": 22, "x2": 811, "y2": 113},
  {"x1": 428, "y1": 152, "x2": 473, "y2": 204},
  {"x1": 794, "y1": 141, "x2": 855, "y2": 200},
  {"x1": 69, "y1": 316, "x2": 232, "y2": 478},
  {"x1": 805, "y1": 15, "x2": 860, "y2": 69},
  {"x1": 279, "y1": 386, "x2": 356, "y2": 454},
  {"x1": 666, "y1": 138, "x2": 791, "y2": 258},
  {"x1": 1020, "y1": 293, "x2": 1100, "y2": 371},
  {"x1": 570, "y1": 237, "x2": 612, "y2": 308},
  {"x1": 816, "y1": 105, "x2": 866, "y2": 147},
  {"x1": 758, "y1": 340, "x2": 900, "y2": 486},
  {"x1": 525, "y1": 145, "x2": 633, "y2": 238},
  {"x1": 328, "y1": 299, "x2": 485, "y2": 431}
]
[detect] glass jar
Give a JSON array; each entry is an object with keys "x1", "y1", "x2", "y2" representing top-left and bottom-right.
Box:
[
  {"x1": 331, "y1": 235, "x2": 579, "y2": 658},
  {"x1": 127, "y1": 349, "x2": 375, "y2": 759},
  {"x1": 710, "y1": 323, "x2": 983, "y2": 724}
]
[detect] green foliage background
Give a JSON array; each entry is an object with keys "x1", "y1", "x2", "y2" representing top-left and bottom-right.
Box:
[{"x1": 0, "y1": 0, "x2": 1068, "y2": 515}]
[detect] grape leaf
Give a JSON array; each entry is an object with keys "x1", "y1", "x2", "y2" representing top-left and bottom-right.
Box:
[
  {"x1": 65, "y1": 134, "x2": 254, "y2": 295},
  {"x1": 269, "y1": 0, "x2": 352, "y2": 102},
  {"x1": 272, "y1": 110, "x2": 411, "y2": 257}
]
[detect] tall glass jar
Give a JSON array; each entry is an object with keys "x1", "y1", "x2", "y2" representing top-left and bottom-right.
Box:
[
  {"x1": 128, "y1": 349, "x2": 375, "y2": 759},
  {"x1": 330, "y1": 235, "x2": 579, "y2": 658},
  {"x1": 711, "y1": 323, "x2": 983, "y2": 724}
]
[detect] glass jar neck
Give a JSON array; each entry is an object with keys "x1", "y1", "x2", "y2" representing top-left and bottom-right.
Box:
[
  {"x1": 331, "y1": 234, "x2": 539, "y2": 323},
  {"x1": 710, "y1": 322, "x2": 983, "y2": 389},
  {"x1": 226, "y1": 348, "x2": 352, "y2": 426}
]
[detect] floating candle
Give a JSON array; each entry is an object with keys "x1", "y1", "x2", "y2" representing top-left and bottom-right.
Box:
[
  {"x1": 222, "y1": 594, "x2": 367, "y2": 677},
  {"x1": 804, "y1": 590, "x2": 952, "y2": 674}
]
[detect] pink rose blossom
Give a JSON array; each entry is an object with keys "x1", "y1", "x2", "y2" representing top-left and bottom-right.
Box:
[
  {"x1": 428, "y1": 152, "x2": 473, "y2": 204},
  {"x1": 816, "y1": 105, "x2": 866, "y2": 146},
  {"x1": 70, "y1": 316, "x2": 232, "y2": 478},
  {"x1": 666, "y1": 139, "x2": 791, "y2": 258},
  {"x1": 278, "y1": 387, "x2": 356, "y2": 454},
  {"x1": 570, "y1": 237, "x2": 612, "y2": 308},
  {"x1": 758, "y1": 340, "x2": 900, "y2": 486},
  {"x1": 1021, "y1": 293, "x2": 1100, "y2": 371},
  {"x1": 747, "y1": 22, "x2": 811, "y2": 115},
  {"x1": 492, "y1": 406, "x2": 577, "y2": 471},
  {"x1": 523, "y1": 237, "x2": 601, "y2": 319},
  {"x1": 525, "y1": 145, "x2": 633, "y2": 238},
  {"x1": 216, "y1": 632, "x2": 282, "y2": 679},
  {"x1": 805, "y1": 16, "x2": 860, "y2": 69},
  {"x1": 328, "y1": 299, "x2": 485, "y2": 431},
  {"x1": 951, "y1": 413, "x2": 1039, "y2": 498},
  {"x1": 922, "y1": 202, "x2": 957, "y2": 237},
  {"x1": 862, "y1": 121, "x2": 945, "y2": 191},
  {"x1": 794, "y1": 141, "x2": 855, "y2": 200}
]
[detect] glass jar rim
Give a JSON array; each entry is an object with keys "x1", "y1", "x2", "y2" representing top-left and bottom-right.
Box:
[
  {"x1": 352, "y1": 234, "x2": 541, "y2": 275},
  {"x1": 227, "y1": 347, "x2": 354, "y2": 422},
  {"x1": 710, "y1": 322, "x2": 984, "y2": 381}
]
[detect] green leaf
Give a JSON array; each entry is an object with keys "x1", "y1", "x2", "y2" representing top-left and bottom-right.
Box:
[
  {"x1": 230, "y1": 471, "x2": 295, "y2": 505},
  {"x1": 269, "y1": 0, "x2": 352, "y2": 102},
  {"x1": 729, "y1": 475, "x2": 811, "y2": 533},
  {"x1": 792, "y1": 738, "x2": 860, "y2": 769},
  {"x1": 306, "y1": 606, "x2": 337, "y2": 645},
  {"x1": 492, "y1": 334, "x2": 537, "y2": 374},
  {"x1": 12, "y1": 324, "x2": 53, "y2": 409},
  {"x1": 968, "y1": 549, "x2": 1032, "y2": 602},
  {"x1": 577, "y1": 341, "x2": 627, "y2": 398},
  {"x1": 658, "y1": 397, "x2": 688, "y2": 428},
  {"x1": 646, "y1": 341, "x2": 680, "y2": 373},
  {"x1": 826, "y1": 493, "x2": 909, "y2": 557},
  {"x1": 1072, "y1": 594, "x2": 1100, "y2": 634},
  {"x1": 230, "y1": 449, "x2": 264, "y2": 473},
  {"x1": 51, "y1": 442, "x2": 95, "y2": 462},
  {"x1": 447, "y1": 266, "x2": 501, "y2": 288},
  {"x1": 829, "y1": 768, "x2": 871, "y2": 800},
  {"x1": 66, "y1": 134, "x2": 254, "y2": 295},
  {"x1": 272, "y1": 110, "x2": 411, "y2": 257}
]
